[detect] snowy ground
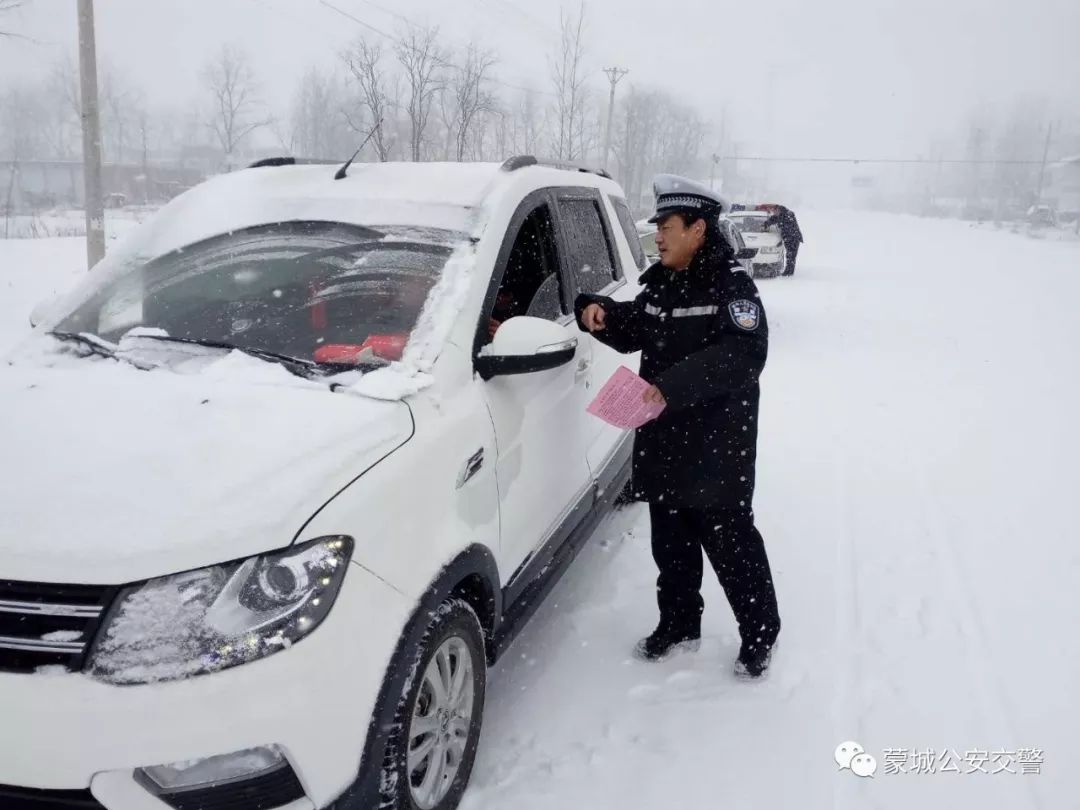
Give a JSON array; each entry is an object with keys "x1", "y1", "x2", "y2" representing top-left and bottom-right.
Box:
[
  {"x1": 2, "y1": 212, "x2": 1078, "y2": 808},
  {"x1": 464, "y1": 213, "x2": 1080, "y2": 810},
  {"x1": 0, "y1": 212, "x2": 145, "y2": 352}
]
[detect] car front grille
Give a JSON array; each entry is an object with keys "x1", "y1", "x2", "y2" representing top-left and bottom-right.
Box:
[
  {"x1": 151, "y1": 764, "x2": 308, "y2": 810},
  {"x1": 0, "y1": 579, "x2": 118, "y2": 674},
  {"x1": 0, "y1": 784, "x2": 105, "y2": 809}
]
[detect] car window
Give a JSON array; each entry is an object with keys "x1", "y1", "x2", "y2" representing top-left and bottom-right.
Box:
[
  {"x1": 52, "y1": 221, "x2": 459, "y2": 363},
  {"x1": 559, "y1": 197, "x2": 620, "y2": 295},
  {"x1": 609, "y1": 196, "x2": 648, "y2": 269},
  {"x1": 721, "y1": 219, "x2": 745, "y2": 251},
  {"x1": 487, "y1": 203, "x2": 565, "y2": 340},
  {"x1": 731, "y1": 215, "x2": 772, "y2": 233}
]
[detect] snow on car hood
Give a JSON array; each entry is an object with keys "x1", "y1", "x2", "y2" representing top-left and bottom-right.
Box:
[{"x1": 0, "y1": 354, "x2": 413, "y2": 584}]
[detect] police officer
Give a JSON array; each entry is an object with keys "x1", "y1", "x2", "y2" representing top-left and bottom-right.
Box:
[
  {"x1": 761, "y1": 204, "x2": 803, "y2": 276},
  {"x1": 576, "y1": 175, "x2": 781, "y2": 679}
]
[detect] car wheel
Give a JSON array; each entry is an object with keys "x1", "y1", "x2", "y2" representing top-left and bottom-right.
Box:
[{"x1": 381, "y1": 599, "x2": 486, "y2": 810}]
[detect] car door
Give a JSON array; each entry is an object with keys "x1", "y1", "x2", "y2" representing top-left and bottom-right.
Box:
[
  {"x1": 720, "y1": 215, "x2": 755, "y2": 275},
  {"x1": 552, "y1": 188, "x2": 637, "y2": 486},
  {"x1": 476, "y1": 190, "x2": 594, "y2": 586}
]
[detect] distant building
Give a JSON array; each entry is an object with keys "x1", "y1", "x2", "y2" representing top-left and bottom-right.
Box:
[
  {"x1": 1045, "y1": 156, "x2": 1080, "y2": 219},
  {"x1": 0, "y1": 160, "x2": 205, "y2": 214}
]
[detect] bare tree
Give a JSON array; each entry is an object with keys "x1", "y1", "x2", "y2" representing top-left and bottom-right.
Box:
[
  {"x1": 612, "y1": 85, "x2": 711, "y2": 212},
  {"x1": 100, "y1": 66, "x2": 135, "y2": 163},
  {"x1": 1, "y1": 87, "x2": 46, "y2": 233},
  {"x1": 341, "y1": 39, "x2": 394, "y2": 161},
  {"x1": 395, "y1": 25, "x2": 446, "y2": 161},
  {"x1": 550, "y1": 3, "x2": 589, "y2": 161},
  {"x1": 508, "y1": 87, "x2": 545, "y2": 156},
  {"x1": 202, "y1": 44, "x2": 268, "y2": 169},
  {"x1": 449, "y1": 44, "x2": 497, "y2": 161},
  {"x1": 491, "y1": 106, "x2": 511, "y2": 161},
  {"x1": 433, "y1": 85, "x2": 457, "y2": 161},
  {"x1": 288, "y1": 67, "x2": 351, "y2": 160}
]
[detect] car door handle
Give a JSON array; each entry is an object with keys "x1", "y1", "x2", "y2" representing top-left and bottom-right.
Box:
[
  {"x1": 575, "y1": 358, "x2": 591, "y2": 384},
  {"x1": 456, "y1": 448, "x2": 484, "y2": 489}
]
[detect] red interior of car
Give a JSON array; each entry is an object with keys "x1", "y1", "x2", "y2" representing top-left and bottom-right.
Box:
[{"x1": 313, "y1": 334, "x2": 408, "y2": 365}]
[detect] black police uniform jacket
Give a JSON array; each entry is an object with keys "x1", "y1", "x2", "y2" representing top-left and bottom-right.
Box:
[
  {"x1": 575, "y1": 246, "x2": 767, "y2": 510},
  {"x1": 766, "y1": 206, "x2": 803, "y2": 245}
]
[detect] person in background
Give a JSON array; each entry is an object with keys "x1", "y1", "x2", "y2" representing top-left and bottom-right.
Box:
[
  {"x1": 577, "y1": 174, "x2": 782, "y2": 679},
  {"x1": 760, "y1": 203, "x2": 803, "y2": 276}
]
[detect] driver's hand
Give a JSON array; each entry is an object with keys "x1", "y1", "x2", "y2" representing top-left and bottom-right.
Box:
[
  {"x1": 582, "y1": 303, "x2": 607, "y2": 332},
  {"x1": 488, "y1": 317, "x2": 501, "y2": 339}
]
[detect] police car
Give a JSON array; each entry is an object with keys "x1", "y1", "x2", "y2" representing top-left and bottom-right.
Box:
[
  {"x1": 1, "y1": 156, "x2": 646, "y2": 810},
  {"x1": 637, "y1": 213, "x2": 757, "y2": 274},
  {"x1": 726, "y1": 210, "x2": 786, "y2": 277}
]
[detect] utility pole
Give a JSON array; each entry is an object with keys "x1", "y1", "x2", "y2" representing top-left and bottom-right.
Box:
[
  {"x1": 77, "y1": 0, "x2": 105, "y2": 269},
  {"x1": 601, "y1": 67, "x2": 629, "y2": 173},
  {"x1": 1033, "y1": 122, "x2": 1054, "y2": 208}
]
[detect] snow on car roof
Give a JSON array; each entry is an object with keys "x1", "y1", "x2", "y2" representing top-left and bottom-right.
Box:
[{"x1": 123, "y1": 162, "x2": 505, "y2": 263}]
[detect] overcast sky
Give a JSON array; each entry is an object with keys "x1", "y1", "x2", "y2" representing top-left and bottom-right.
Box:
[{"x1": 1, "y1": 0, "x2": 1078, "y2": 159}]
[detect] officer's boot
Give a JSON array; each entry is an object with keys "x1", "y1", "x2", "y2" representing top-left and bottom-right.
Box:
[
  {"x1": 734, "y1": 639, "x2": 777, "y2": 679},
  {"x1": 633, "y1": 622, "x2": 701, "y2": 662}
]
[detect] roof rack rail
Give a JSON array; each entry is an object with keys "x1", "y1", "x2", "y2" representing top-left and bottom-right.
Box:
[
  {"x1": 246, "y1": 157, "x2": 339, "y2": 169},
  {"x1": 500, "y1": 155, "x2": 612, "y2": 180}
]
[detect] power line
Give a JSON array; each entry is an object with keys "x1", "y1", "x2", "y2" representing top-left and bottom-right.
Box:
[
  {"x1": 470, "y1": 0, "x2": 559, "y2": 38},
  {"x1": 316, "y1": 0, "x2": 394, "y2": 40}
]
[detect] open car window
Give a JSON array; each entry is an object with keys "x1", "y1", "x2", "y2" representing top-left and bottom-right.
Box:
[{"x1": 487, "y1": 203, "x2": 566, "y2": 340}]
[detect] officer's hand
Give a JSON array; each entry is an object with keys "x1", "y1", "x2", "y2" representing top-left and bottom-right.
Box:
[
  {"x1": 582, "y1": 303, "x2": 606, "y2": 332},
  {"x1": 643, "y1": 385, "x2": 666, "y2": 406}
]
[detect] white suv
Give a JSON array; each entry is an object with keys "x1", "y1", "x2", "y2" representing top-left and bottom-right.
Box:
[{"x1": 0, "y1": 157, "x2": 647, "y2": 810}]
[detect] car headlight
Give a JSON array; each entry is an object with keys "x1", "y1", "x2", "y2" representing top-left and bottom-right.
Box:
[{"x1": 88, "y1": 536, "x2": 354, "y2": 685}]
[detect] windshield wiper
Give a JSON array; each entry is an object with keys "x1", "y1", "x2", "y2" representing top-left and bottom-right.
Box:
[
  {"x1": 50, "y1": 331, "x2": 118, "y2": 360},
  {"x1": 51, "y1": 331, "x2": 385, "y2": 378},
  {"x1": 128, "y1": 335, "x2": 323, "y2": 377}
]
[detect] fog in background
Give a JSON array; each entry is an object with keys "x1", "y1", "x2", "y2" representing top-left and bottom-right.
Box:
[{"x1": 2, "y1": 0, "x2": 1078, "y2": 215}]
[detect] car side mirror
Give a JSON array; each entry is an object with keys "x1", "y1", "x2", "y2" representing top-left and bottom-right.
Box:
[
  {"x1": 475, "y1": 316, "x2": 577, "y2": 381},
  {"x1": 736, "y1": 247, "x2": 759, "y2": 260}
]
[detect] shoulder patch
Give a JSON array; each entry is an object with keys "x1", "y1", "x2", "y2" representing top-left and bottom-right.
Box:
[{"x1": 728, "y1": 299, "x2": 760, "y2": 331}]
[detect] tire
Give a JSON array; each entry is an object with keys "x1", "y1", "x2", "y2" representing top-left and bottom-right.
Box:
[{"x1": 379, "y1": 599, "x2": 487, "y2": 810}]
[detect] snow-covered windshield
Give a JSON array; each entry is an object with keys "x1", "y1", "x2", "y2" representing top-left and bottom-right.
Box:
[
  {"x1": 52, "y1": 221, "x2": 462, "y2": 365},
  {"x1": 730, "y1": 215, "x2": 774, "y2": 234}
]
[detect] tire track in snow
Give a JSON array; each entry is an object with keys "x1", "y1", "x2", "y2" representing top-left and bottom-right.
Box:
[
  {"x1": 917, "y1": 477, "x2": 1046, "y2": 810},
  {"x1": 831, "y1": 458, "x2": 878, "y2": 810}
]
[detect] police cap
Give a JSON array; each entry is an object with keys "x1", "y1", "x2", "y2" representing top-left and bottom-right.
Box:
[{"x1": 647, "y1": 173, "x2": 730, "y2": 224}]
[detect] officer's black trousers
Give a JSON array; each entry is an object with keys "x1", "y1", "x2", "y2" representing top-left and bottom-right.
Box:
[
  {"x1": 784, "y1": 240, "x2": 800, "y2": 274},
  {"x1": 649, "y1": 504, "x2": 781, "y2": 657},
  {"x1": 786, "y1": 240, "x2": 803, "y2": 276}
]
